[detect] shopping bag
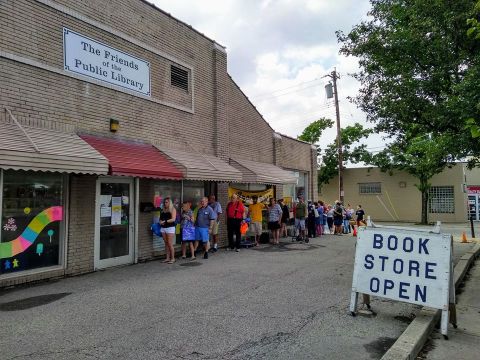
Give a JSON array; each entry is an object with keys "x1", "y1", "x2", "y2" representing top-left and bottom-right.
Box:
[
  {"x1": 151, "y1": 222, "x2": 162, "y2": 236},
  {"x1": 240, "y1": 222, "x2": 248, "y2": 235},
  {"x1": 182, "y1": 224, "x2": 195, "y2": 241}
]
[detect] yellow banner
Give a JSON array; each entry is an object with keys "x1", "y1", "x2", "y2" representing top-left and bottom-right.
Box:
[{"x1": 228, "y1": 187, "x2": 274, "y2": 204}]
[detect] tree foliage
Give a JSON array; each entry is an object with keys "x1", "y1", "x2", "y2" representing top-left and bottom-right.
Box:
[
  {"x1": 318, "y1": 123, "x2": 373, "y2": 188},
  {"x1": 297, "y1": 117, "x2": 334, "y2": 146},
  {"x1": 337, "y1": 0, "x2": 478, "y2": 143},
  {"x1": 337, "y1": 0, "x2": 480, "y2": 223},
  {"x1": 462, "y1": 1, "x2": 480, "y2": 165}
]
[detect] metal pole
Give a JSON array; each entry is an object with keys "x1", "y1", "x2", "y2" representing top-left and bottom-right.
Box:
[
  {"x1": 332, "y1": 69, "x2": 344, "y2": 203},
  {"x1": 470, "y1": 217, "x2": 476, "y2": 238}
]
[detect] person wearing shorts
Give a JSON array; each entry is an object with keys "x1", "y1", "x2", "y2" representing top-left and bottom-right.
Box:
[
  {"x1": 295, "y1": 196, "x2": 307, "y2": 241},
  {"x1": 279, "y1": 199, "x2": 290, "y2": 237},
  {"x1": 195, "y1": 197, "x2": 217, "y2": 259},
  {"x1": 267, "y1": 198, "x2": 282, "y2": 245},
  {"x1": 160, "y1": 197, "x2": 177, "y2": 264},
  {"x1": 248, "y1": 196, "x2": 265, "y2": 246},
  {"x1": 180, "y1": 201, "x2": 196, "y2": 260},
  {"x1": 356, "y1": 205, "x2": 365, "y2": 227},
  {"x1": 208, "y1": 195, "x2": 222, "y2": 252}
]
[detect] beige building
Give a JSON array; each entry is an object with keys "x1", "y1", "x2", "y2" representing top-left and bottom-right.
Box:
[
  {"x1": 0, "y1": 0, "x2": 317, "y2": 287},
  {"x1": 320, "y1": 164, "x2": 480, "y2": 223}
]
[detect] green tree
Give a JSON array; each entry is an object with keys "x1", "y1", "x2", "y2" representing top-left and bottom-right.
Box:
[
  {"x1": 462, "y1": 1, "x2": 480, "y2": 164},
  {"x1": 297, "y1": 117, "x2": 334, "y2": 150},
  {"x1": 337, "y1": 0, "x2": 478, "y2": 141},
  {"x1": 372, "y1": 134, "x2": 454, "y2": 224},
  {"x1": 337, "y1": 0, "x2": 479, "y2": 222},
  {"x1": 318, "y1": 123, "x2": 373, "y2": 189}
]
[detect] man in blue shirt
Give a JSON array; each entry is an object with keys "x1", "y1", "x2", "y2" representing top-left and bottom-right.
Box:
[
  {"x1": 195, "y1": 196, "x2": 217, "y2": 259},
  {"x1": 208, "y1": 194, "x2": 223, "y2": 252}
]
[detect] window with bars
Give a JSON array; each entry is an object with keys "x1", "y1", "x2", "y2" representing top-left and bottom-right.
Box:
[
  {"x1": 170, "y1": 65, "x2": 189, "y2": 92},
  {"x1": 359, "y1": 182, "x2": 382, "y2": 194},
  {"x1": 429, "y1": 186, "x2": 455, "y2": 214}
]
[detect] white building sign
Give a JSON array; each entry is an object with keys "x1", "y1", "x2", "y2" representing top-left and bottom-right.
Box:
[
  {"x1": 351, "y1": 226, "x2": 451, "y2": 309},
  {"x1": 63, "y1": 28, "x2": 150, "y2": 96}
]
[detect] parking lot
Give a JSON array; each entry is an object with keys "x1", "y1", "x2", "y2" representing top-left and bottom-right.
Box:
[{"x1": 0, "y1": 233, "x2": 475, "y2": 360}]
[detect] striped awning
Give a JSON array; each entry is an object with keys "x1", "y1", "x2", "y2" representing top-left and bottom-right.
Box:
[
  {"x1": 230, "y1": 158, "x2": 298, "y2": 185},
  {"x1": 0, "y1": 120, "x2": 108, "y2": 175},
  {"x1": 154, "y1": 146, "x2": 243, "y2": 182},
  {"x1": 81, "y1": 135, "x2": 183, "y2": 179}
]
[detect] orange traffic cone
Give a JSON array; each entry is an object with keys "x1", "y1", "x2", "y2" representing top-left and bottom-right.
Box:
[
  {"x1": 461, "y1": 232, "x2": 468, "y2": 243},
  {"x1": 353, "y1": 226, "x2": 357, "y2": 237}
]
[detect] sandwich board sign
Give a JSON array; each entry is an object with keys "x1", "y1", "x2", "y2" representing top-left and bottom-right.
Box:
[{"x1": 349, "y1": 220, "x2": 455, "y2": 337}]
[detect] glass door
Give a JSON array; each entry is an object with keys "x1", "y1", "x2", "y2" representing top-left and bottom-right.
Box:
[
  {"x1": 95, "y1": 178, "x2": 134, "y2": 269},
  {"x1": 468, "y1": 195, "x2": 479, "y2": 221}
]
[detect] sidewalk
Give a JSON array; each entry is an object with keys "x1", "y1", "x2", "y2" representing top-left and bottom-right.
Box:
[
  {"x1": 376, "y1": 221, "x2": 480, "y2": 243},
  {"x1": 420, "y1": 260, "x2": 480, "y2": 360}
]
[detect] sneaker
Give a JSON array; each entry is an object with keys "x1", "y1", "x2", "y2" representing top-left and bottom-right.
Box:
[
  {"x1": 235, "y1": 248, "x2": 240, "y2": 252},
  {"x1": 203, "y1": 252, "x2": 208, "y2": 259},
  {"x1": 212, "y1": 247, "x2": 218, "y2": 253}
]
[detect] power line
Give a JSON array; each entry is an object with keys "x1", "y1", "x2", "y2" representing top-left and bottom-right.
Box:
[
  {"x1": 249, "y1": 78, "x2": 323, "y2": 98},
  {"x1": 252, "y1": 82, "x2": 325, "y2": 100}
]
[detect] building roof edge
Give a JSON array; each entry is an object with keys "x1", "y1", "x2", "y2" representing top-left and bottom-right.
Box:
[{"x1": 140, "y1": 0, "x2": 226, "y2": 49}]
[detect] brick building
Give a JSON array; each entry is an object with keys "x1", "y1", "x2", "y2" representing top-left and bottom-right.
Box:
[
  {"x1": 0, "y1": 0, "x2": 317, "y2": 286},
  {"x1": 320, "y1": 165, "x2": 480, "y2": 223}
]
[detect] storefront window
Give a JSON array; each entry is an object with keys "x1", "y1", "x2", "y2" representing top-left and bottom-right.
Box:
[
  {"x1": 183, "y1": 181, "x2": 206, "y2": 207},
  {"x1": 152, "y1": 180, "x2": 213, "y2": 248},
  {"x1": 297, "y1": 172, "x2": 308, "y2": 200},
  {"x1": 283, "y1": 184, "x2": 295, "y2": 207},
  {"x1": 1, "y1": 170, "x2": 64, "y2": 275}
]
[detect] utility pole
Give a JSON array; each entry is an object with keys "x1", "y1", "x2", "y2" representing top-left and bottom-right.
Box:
[{"x1": 325, "y1": 68, "x2": 344, "y2": 203}]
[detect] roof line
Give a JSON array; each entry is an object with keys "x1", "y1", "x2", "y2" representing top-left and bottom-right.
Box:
[
  {"x1": 275, "y1": 132, "x2": 312, "y2": 145},
  {"x1": 227, "y1": 74, "x2": 275, "y2": 133},
  {"x1": 139, "y1": 0, "x2": 226, "y2": 49}
]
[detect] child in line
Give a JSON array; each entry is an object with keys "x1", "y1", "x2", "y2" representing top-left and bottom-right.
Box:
[{"x1": 181, "y1": 201, "x2": 196, "y2": 260}]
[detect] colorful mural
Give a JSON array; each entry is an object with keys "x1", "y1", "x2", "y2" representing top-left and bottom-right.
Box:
[{"x1": 0, "y1": 206, "x2": 63, "y2": 259}]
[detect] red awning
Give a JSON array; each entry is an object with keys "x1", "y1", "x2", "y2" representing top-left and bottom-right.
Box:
[{"x1": 80, "y1": 135, "x2": 183, "y2": 179}]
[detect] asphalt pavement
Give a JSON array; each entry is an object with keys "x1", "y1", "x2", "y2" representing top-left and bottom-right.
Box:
[{"x1": 0, "y1": 232, "x2": 476, "y2": 360}]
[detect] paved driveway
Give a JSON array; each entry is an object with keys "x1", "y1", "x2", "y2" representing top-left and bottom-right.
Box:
[{"x1": 0, "y1": 234, "x2": 475, "y2": 360}]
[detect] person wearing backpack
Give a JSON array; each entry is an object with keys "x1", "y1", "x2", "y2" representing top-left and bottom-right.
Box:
[{"x1": 226, "y1": 193, "x2": 245, "y2": 252}]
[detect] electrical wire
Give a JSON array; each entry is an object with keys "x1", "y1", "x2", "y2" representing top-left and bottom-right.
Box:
[
  {"x1": 249, "y1": 78, "x2": 323, "y2": 99},
  {"x1": 251, "y1": 82, "x2": 325, "y2": 100}
]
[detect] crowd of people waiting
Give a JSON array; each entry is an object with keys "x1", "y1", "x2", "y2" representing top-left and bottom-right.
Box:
[{"x1": 155, "y1": 194, "x2": 366, "y2": 264}]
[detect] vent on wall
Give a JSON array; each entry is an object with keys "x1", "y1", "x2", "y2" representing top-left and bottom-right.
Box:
[{"x1": 171, "y1": 65, "x2": 189, "y2": 92}]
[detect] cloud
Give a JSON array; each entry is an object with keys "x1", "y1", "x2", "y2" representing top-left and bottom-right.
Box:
[{"x1": 149, "y1": 0, "x2": 385, "y2": 150}]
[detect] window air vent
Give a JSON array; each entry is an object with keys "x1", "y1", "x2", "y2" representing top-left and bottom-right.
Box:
[{"x1": 171, "y1": 65, "x2": 189, "y2": 92}]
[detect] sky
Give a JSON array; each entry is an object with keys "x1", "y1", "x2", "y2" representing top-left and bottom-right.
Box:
[{"x1": 150, "y1": 0, "x2": 381, "y2": 152}]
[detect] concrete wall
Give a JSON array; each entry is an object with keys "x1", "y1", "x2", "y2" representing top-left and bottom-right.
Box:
[{"x1": 320, "y1": 164, "x2": 480, "y2": 223}]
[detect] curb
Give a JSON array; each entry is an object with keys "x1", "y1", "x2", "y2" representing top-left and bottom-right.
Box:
[{"x1": 381, "y1": 244, "x2": 480, "y2": 360}]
